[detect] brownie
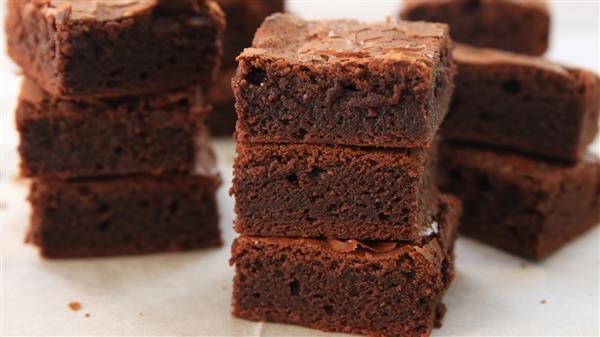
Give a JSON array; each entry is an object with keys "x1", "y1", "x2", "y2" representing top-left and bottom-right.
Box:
[
  {"x1": 218, "y1": 0, "x2": 284, "y2": 67},
  {"x1": 438, "y1": 142, "x2": 600, "y2": 259},
  {"x1": 232, "y1": 142, "x2": 441, "y2": 242},
  {"x1": 400, "y1": 0, "x2": 549, "y2": 56},
  {"x1": 205, "y1": 67, "x2": 236, "y2": 137},
  {"x1": 441, "y1": 45, "x2": 600, "y2": 163},
  {"x1": 27, "y1": 173, "x2": 221, "y2": 258},
  {"x1": 16, "y1": 78, "x2": 211, "y2": 179},
  {"x1": 6, "y1": 0, "x2": 225, "y2": 99},
  {"x1": 231, "y1": 194, "x2": 460, "y2": 337},
  {"x1": 233, "y1": 13, "x2": 455, "y2": 148}
]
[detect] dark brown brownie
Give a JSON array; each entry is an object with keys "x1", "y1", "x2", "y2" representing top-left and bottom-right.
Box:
[
  {"x1": 27, "y1": 173, "x2": 221, "y2": 258},
  {"x1": 232, "y1": 142, "x2": 440, "y2": 242},
  {"x1": 16, "y1": 78, "x2": 210, "y2": 179},
  {"x1": 233, "y1": 13, "x2": 455, "y2": 148},
  {"x1": 438, "y1": 142, "x2": 600, "y2": 259},
  {"x1": 205, "y1": 67, "x2": 236, "y2": 137},
  {"x1": 441, "y1": 45, "x2": 600, "y2": 163},
  {"x1": 217, "y1": 0, "x2": 284, "y2": 67},
  {"x1": 400, "y1": 0, "x2": 549, "y2": 56},
  {"x1": 6, "y1": 0, "x2": 225, "y2": 99},
  {"x1": 231, "y1": 194, "x2": 460, "y2": 337}
]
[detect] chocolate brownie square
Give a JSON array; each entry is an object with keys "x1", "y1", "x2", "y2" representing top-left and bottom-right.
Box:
[
  {"x1": 441, "y1": 45, "x2": 600, "y2": 163},
  {"x1": 218, "y1": 0, "x2": 284, "y2": 67},
  {"x1": 438, "y1": 142, "x2": 600, "y2": 259},
  {"x1": 6, "y1": 0, "x2": 225, "y2": 99},
  {"x1": 27, "y1": 173, "x2": 221, "y2": 258},
  {"x1": 400, "y1": 0, "x2": 549, "y2": 55},
  {"x1": 233, "y1": 13, "x2": 455, "y2": 148},
  {"x1": 232, "y1": 142, "x2": 439, "y2": 242},
  {"x1": 16, "y1": 78, "x2": 210, "y2": 179},
  {"x1": 231, "y1": 193, "x2": 460, "y2": 337}
]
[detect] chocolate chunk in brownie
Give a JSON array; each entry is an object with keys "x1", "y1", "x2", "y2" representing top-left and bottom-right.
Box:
[
  {"x1": 400, "y1": 0, "x2": 549, "y2": 55},
  {"x1": 232, "y1": 142, "x2": 441, "y2": 242},
  {"x1": 218, "y1": 0, "x2": 284, "y2": 67},
  {"x1": 233, "y1": 13, "x2": 455, "y2": 148},
  {"x1": 441, "y1": 45, "x2": 600, "y2": 163},
  {"x1": 6, "y1": 0, "x2": 225, "y2": 99},
  {"x1": 231, "y1": 193, "x2": 460, "y2": 337},
  {"x1": 16, "y1": 78, "x2": 211, "y2": 179},
  {"x1": 438, "y1": 142, "x2": 600, "y2": 259},
  {"x1": 27, "y1": 173, "x2": 221, "y2": 258}
]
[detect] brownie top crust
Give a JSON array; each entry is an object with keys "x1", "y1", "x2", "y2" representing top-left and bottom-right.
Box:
[
  {"x1": 37, "y1": 0, "x2": 220, "y2": 22},
  {"x1": 453, "y1": 44, "x2": 571, "y2": 77},
  {"x1": 241, "y1": 13, "x2": 449, "y2": 66}
]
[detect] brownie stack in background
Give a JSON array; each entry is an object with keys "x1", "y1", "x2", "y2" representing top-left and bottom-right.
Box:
[
  {"x1": 402, "y1": 0, "x2": 600, "y2": 259},
  {"x1": 230, "y1": 14, "x2": 461, "y2": 337},
  {"x1": 6, "y1": 0, "x2": 226, "y2": 258},
  {"x1": 205, "y1": 0, "x2": 284, "y2": 136}
]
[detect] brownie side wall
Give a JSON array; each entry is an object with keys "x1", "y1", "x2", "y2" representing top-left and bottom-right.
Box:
[
  {"x1": 231, "y1": 237, "x2": 452, "y2": 337},
  {"x1": 438, "y1": 143, "x2": 600, "y2": 259},
  {"x1": 232, "y1": 143, "x2": 435, "y2": 241},
  {"x1": 233, "y1": 54, "x2": 452, "y2": 148},
  {"x1": 16, "y1": 95, "x2": 206, "y2": 179},
  {"x1": 442, "y1": 64, "x2": 594, "y2": 163},
  {"x1": 7, "y1": 1, "x2": 225, "y2": 99},
  {"x1": 401, "y1": 1, "x2": 549, "y2": 55},
  {"x1": 27, "y1": 175, "x2": 222, "y2": 258}
]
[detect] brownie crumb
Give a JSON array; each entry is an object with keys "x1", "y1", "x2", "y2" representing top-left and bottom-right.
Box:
[
  {"x1": 68, "y1": 301, "x2": 81, "y2": 311},
  {"x1": 540, "y1": 299, "x2": 547, "y2": 305},
  {"x1": 85, "y1": 313, "x2": 91, "y2": 318}
]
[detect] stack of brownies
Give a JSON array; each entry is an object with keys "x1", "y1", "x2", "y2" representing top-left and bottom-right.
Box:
[
  {"x1": 205, "y1": 0, "x2": 284, "y2": 136},
  {"x1": 6, "y1": 0, "x2": 225, "y2": 258},
  {"x1": 402, "y1": 0, "x2": 600, "y2": 259},
  {"x1": 230, "y1": 14, "x2": 461, "y2": 336}
]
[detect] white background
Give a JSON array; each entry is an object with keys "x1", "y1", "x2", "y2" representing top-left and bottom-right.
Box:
[{"x1": 1, "y1": 1, "x2": 599, "y2": 336}]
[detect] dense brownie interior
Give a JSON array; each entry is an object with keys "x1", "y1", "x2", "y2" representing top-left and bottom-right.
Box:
[
  {"x1": 442, "y1": 45, "x2": 600, "y2": 163},
  {"x1": 401, "y1": 0, "x2": 549, "y2": 56},
  {"x1": 438, "y1": 142, "x2": 600, "y2": 259},
  {"x1": 233, "y1": 13, "x2": 455, "y2": 148}
]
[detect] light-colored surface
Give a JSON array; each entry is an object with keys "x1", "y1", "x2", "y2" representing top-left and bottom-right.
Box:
[{"x1": 2, "y1": 1, "x2": 600, "y2": 336}]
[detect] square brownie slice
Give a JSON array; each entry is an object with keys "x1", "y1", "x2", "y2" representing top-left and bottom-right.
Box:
[
  {"x1": 232, "y1": 142, "x2": 439, "y2": 242},
  {"x1": 400, "y1": 0, "x2": 549, "y2": 55},
  {"x1": 233, "y1": 13, "x2": 454, "y2": 148},
  {"x1": 16, "y1": 78, "x2": 211, "y2": 179},
  {"x1": 231, "y1": 193, "x2": 460, "y2": 337},
  {"x1": 27, "y1": 173, "x2": 221, "y2": 258},
  {"x1": 438, "y1": 142, "x2": 600, "y2": 259},
  {"x1": 6, "y1": 0, "x2": 225, "y2": 99},
  {"x1": 441, "y1": 45, "x2": 600, "y2": 163}
]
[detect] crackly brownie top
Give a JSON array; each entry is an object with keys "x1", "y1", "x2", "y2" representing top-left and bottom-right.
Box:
[
  {"x1": 240, "y1": 13, "x2": 450, "y2": 66},
  {"x1": 34, "y1": 0, "x2": 218, "y2": 22},
  {"x1": 453, "y1": 44, "x2": 571, "y2": 77}
]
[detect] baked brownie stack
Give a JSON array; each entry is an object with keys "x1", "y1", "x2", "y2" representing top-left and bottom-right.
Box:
[
  {"x1": 205, "y1": 0, "x2": 284, "y2": 136},
  {"x1": 400, "y1": 0, "x2": 600, "y2": 260},
  {"x1": 7, "y1": 0, "x2": 226, "y2": 258},
  {"x1": 230, "y1": 14, "x2": 461, "y2": 337}
]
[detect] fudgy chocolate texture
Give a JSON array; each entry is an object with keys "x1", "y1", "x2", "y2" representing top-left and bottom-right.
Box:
[
  {"x1": 205, "y1": 67, "x2": 236, "y2": 137},
  {"x1": 27, "y1": 173, "x2": 221, "y2": 258},
  {"x1": 441, "y1": 45, "x2": 600, "y2": 163},
  {"x1": 217, "y1": 0, "x2": 284, "y2": 67},
  {"x1": 231, "y1": 194, "x2": 460, "y2": 337},
  {"x1": 438, "y1": 142, "x2": 600, "y2": 259},
  {"x1": 233, "y1": 13, "x2": 455, "y2": 148},
  {"x1": 232, "y1": 142, "x2": 440, "y2": 242},
  {"x1": 401, "y1": 0, "x2": 549, "y2": 55},
  {"x1": 16, "y1": 78, "x2": 211, "y2": 179},
  {"x1": 6, "y1": 0, "x2": 225, "y2": 99}
]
